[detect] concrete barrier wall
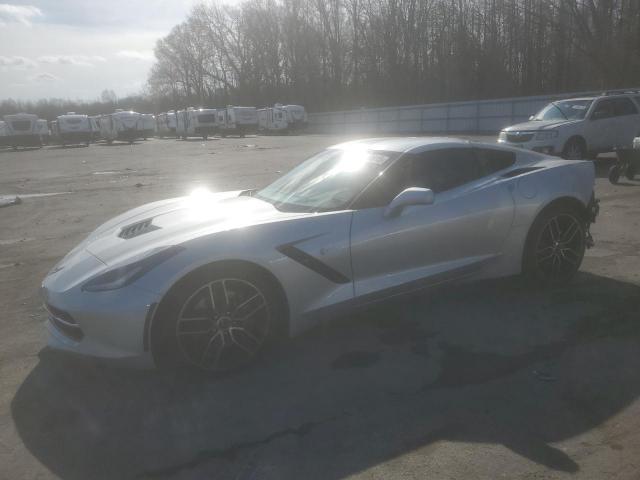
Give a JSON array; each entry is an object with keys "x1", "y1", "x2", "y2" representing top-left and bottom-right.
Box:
[{"x1": 308, "y1": 88, "x2": 637, "y2": 135}]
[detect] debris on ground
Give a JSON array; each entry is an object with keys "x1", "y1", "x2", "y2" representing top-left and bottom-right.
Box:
[{"x1": 0, "y1": 196, "x2": 22, "y2": 208}]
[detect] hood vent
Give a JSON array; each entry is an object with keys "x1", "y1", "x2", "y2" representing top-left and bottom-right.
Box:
[{"x1": 118, "y1": 218, "x2": 160, "y2": 239}]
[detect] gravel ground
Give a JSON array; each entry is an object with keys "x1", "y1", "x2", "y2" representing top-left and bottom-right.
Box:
[{"x1": 1, "y1": 135, "x2": 639, "y2": 480}]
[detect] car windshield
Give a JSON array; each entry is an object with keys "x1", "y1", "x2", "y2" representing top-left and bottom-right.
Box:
[
  {"x1": 533, "y1": 99, "x2": 593, "y2": 121},
  {"x1": 255, "y1": 148, "x2": 397, "y2": 212}
]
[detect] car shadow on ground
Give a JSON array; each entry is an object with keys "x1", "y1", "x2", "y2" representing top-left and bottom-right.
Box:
[
  {"x1": 11, "y1": 272, "x2": 640, "y2": 479},
  {"x1": 95, "y1": 142, "x2": 142, "y2": 147},
  {"x1": 46, "y1": 145, "x2": 90, "y2": 150},
  {"x1": 0, "y1": 146, "x2": 43, "y2": 154}
]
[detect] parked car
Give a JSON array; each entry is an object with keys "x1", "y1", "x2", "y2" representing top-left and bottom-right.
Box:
[
  {"x1": 498, "y1": 92, "x2": 640, "y2": 159},
  {"x1": 42, "y1": 138, "x2": 598, "y2": 372}
]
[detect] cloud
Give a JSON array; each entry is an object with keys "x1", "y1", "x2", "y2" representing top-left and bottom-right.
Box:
[
  {"x1": 0, "y1": 4, "x2": 42, "y2": 25},
  {"x1": 0, "y1": 55, "x2": 37, "y2": 69},
  {"x1": 116, "y1": 50, "x2": 154, "y2": 61},
  {"x1": 37, "y1": 55, "x2": 107, "y2": 66},
  {"x1": 30, "y1": 72, "x2": 60, "y2": 83}
]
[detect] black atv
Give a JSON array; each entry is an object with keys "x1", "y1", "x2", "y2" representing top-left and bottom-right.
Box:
[{"x1": 609, "y1": 144, "x2": 640, "y2": 184}]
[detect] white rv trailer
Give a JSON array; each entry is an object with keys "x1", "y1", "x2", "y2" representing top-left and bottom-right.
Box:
[
  {"x1": 176, "y1": 108, "x2": 217, "y2": 139},
  {"x1": 279, "y1": 104, "x2": 308, "y2": 131},
  {"x1": 99, "y1": 110, "x2": 141, "y2": 144},
  {"x1": 3, "y1": 113, "x2": 41, "y2": 149},
  {"x1": 156, "y1": 111, "x2": 177, "y2": 138},
  {"x1": 138, "y1": 114, "x2": 156, "y2": 139},
  {"x1": 89, "y1": 115, "x2": 101, "y2": 141},
  {"x1": 218, "y1": 106, "x2": 258, "y2": 137},
  {"x1": 257, "y1": 104, "x2": 307, "y2": 134},
  {"x1": 36, "y1": 119, "x2": 51, "y2": 145},
  {"x1": 54, "y1": 113, "x2": 91, "y2": 146},
  {"x1": 0, "y1": 120, "x2": 7, "y2": 147}
]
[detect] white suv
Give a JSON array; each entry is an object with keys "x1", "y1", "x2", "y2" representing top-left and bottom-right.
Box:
[{"x1": 498, "y1": 93, "x2": 640, "y2": 159}]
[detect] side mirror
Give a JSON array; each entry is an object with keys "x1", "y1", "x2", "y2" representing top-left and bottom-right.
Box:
[
  {"x1": 529, "y1": 115, "x2": 534, "y2": 121},
  {"x1": 591, "y1": 109, "x2": 607, "y2": 121},
  {"x1": 384, "y1": 187, "x2": 434, "y2": 218}
]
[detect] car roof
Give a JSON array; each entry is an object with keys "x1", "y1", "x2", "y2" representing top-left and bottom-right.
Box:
[{"x1": 330, "y1": 136, "x2": 475, "y2": 154}]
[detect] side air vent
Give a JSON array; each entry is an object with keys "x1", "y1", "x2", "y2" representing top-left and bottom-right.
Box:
[
  {"x1": 118, "y1": 218, "x2": 160, "y2": 239},
  {"x1": 501, "y1": 167, "x2": 543, "y2": 178}
]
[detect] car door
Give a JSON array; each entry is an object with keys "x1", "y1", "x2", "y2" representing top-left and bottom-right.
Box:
[
  {"x1": 611, "y1": 97, "x2": 640, "y2": 147},
  {"x1": 349, "y1": 147, "x2": 516, "y2": 298},
  {"x1": 585, "y1": 99, "x2": 617, "y2": 151}
]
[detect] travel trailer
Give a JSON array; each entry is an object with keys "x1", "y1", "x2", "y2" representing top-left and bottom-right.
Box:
[
  {"x1": 3, "y1": 113, "x2": 41, "y2": 149},
  {"x1": 279, "y1": 104, "x2": 308, "y2": 131},
  {"x1": 99, "y1": 110, "x2": 141, "y2": 144},
  {"x1": 176, "y1": 108, "x2": 217, "y2": 139},
  {"x1": 258, "y1": 104, "x2": 307, "y2": 134},
  {"x1": 54, "y1": 113, "x2": 92, "y2": 146},
  {"x1": 156, "y1": 111, "x2": 177, "y2": 138},
  {"x1": 139, "y1": 114, "x2": 156, "y2": 139},
  {"x1": 0, "y1": 121, "x2": 7, "y2": 147},
  {"x1": 36, "y1": 119, "x2": 50, "y2": 145},
  {"x1": 89, "y1": 115, "x2": 101, "y2": 141},
  {"x1": 218, "y1": 106, "x2": 258, "y2": 137}
]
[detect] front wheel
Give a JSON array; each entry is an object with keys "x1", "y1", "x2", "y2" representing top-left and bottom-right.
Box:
[
  {"x1": 523, "y1": 206, "x2": 586, "y2": 285},
  {"x1": 562, "y1": 138, "x2": 586, "y2": 160},
  {"x1": 153, "y1": 267, "x2": 284, "y2": 372}
]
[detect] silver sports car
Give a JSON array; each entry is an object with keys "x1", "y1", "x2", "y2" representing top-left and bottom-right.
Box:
[{"x1": 42, "y1": 137, "x2": 599, "y2": 371}]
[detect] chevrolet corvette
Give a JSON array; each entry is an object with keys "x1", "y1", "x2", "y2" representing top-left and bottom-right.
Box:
[{"x1": 42, "y1": 137, "x2": 599, "y2": 372}]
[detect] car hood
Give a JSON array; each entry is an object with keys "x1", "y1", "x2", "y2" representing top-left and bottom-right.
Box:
[
  {"x1": 75, "y1": 190, "x2": 301, "y2": 266},
  {"x1": 503, "y1": 119, "x2": 581, "y2": 131}
]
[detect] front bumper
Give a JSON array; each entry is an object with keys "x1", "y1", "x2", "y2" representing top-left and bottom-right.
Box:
[
  {"x1": 498, "y1": 138, "x2": 560, "y2": 155},
  {"x1": 41, "y1": 260, "x2": 161, "y2": 368}
]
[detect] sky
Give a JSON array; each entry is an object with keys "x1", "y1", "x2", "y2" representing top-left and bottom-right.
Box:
[{"x1": 0, "y1": 1, "x2": 205, "y2": 101}]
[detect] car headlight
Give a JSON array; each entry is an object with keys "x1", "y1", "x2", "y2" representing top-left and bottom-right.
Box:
[
  {"x1": 535, "y1": 130, "x2": 558, "y2": 141},
  {"x1": 498, "y1": 131, "x2": 507, "y2": 141},
  {"x1": 82, "y1": 246, "x2": 183, "y2": 292}
]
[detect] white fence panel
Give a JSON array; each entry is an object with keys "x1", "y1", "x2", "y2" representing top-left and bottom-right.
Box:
[{"x1": 308, "y1": 87, "x2": 639, "y2": 134}]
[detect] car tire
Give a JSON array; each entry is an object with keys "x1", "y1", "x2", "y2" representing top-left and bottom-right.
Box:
[
  {"x1": 562, "y1": 138, "x2": 586, "y2": 160},
  {"x1": 153, "y1": 265, "x2": 286, "y2": 373},
  {"x1": 522, "y1": 205, "x2": 586, "y2": 286}
]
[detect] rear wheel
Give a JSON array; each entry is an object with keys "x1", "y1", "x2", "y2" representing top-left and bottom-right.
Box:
[
  {"x1": 153, "y1": 266, "x2": 284, "y2": 373},
  {"x1": 626, "y1": 163, "x2": 636, "y2": 180},
  {"x1": 523, "y1": 206, "x2": 586, "y2": 285}
]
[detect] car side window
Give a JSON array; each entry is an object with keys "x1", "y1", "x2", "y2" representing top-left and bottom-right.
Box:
[
  {"x1": 591, "y1": 99, "x2": 616, "y2": 120},
  {"x1": 353, "y1": 147, "x2": 507, "y2": 210},
  {"x1": 612, "y1": 97, "x2": 638, "y2": 116},
  {"x1": 474, "y1": 148, "x2": 516, "y2": 175},
  {"x1": 410, "y1": 148, "x2": 480, "y2": 193}
]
